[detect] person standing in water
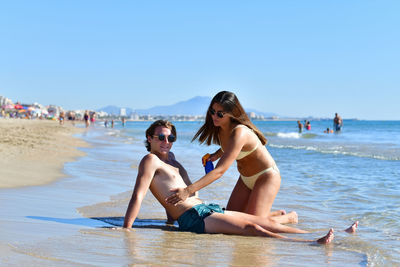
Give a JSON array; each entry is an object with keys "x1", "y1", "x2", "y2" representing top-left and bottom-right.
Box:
[
  {"x1": 297, "y1": 121, "x2": 303, "y2": 133},
  {"x1": 305, "y1": 121, "x2": 311, "y2": 131},
  {"x1": 166, "y1": 91, "x2": 293, "y2": 223},
  {"x1": 333, "y1": 113, "x2": 343, "y2": 132}
]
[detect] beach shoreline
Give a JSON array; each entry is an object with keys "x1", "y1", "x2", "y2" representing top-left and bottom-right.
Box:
[{"x1": 0, "y1": 119, "x2": 88, "y2": 188}]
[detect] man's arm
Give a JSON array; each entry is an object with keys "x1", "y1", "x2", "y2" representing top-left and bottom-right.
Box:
[{"x1": 123, "y1": 154, "x2": 158, "y2": 228}]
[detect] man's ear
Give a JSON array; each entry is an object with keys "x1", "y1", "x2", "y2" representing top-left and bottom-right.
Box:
[{"x1": 147, "y1": 135, "x2": 152, "y2": 143}]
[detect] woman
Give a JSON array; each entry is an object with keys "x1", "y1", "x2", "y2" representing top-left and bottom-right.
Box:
[{"x1": 167, "y1": 91, "x2": 293, "y2": 222}]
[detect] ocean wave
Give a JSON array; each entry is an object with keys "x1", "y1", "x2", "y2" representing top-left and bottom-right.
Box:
[
  {"x1": 269, "y1": 143, "x2": 400, "y2": 161},
  {"x1": 266, "y1": 132, "x2": 318, "y2": 139}
]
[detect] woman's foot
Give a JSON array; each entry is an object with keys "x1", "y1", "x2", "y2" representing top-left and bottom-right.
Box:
[
  {"x1": 269, "y1": 211, "x2": 298, "y2": 224},
  {"x1": 270, "y1": 210, "x2": 286, "y2": 216}
]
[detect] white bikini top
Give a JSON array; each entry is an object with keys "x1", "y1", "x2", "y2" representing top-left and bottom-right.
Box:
[{"x1": 220, "y1": 125, "x2": 259, "y2": 160}]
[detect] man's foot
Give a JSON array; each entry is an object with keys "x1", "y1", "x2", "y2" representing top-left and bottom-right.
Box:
[
  {"x1": 344, "y1": 221, "x2": 358, "y2": 233},
  {"x1": 317, "y1": 229, "x2": 334, "y2": 244}
]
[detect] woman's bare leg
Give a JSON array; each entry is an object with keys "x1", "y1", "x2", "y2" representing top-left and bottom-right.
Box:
[
  {"x1": 227, "y1": 178, "x2": 291, "y2": 222},
  {"x1": 226, "y1": 177, "x2": 251, "y2": 212},
  {"x1": 245, "y1": 171, "x2": 281, "y2": 217},
  {"x1": 270, "y1": 211, "x2": 298, "y2": 224},
  {"x1": 270, "y1": 210, "x2": 286, "y2": 216}
]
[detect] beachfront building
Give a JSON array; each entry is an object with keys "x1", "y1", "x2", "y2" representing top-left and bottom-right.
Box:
[
  {"x1": 96, "y1": 111, "x2": 108, "y2": 118},
  {"x1": 130, "y1": 113, "x2": 140, "y2": 120},
  {"x1": 120, "y1": 108, "x2": 126, "y2": 117},
  {"x1": 0, "y1": 96, "x2": 13, "y2": 106}
]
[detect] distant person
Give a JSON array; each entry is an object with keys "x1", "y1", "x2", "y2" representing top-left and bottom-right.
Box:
[
  {"x1": 166, "y1": 91, "x2": 292, "y2": 223},
  {"x1": 297, "y1": 120, "x2": 303, "y2": 133},
  {"x1": 122, "y1": 117, "x2": 126, "y2": 127},
  {"x1": 59, "y1": 111, "x2": 65, "y2": 125},
  {"x1": 84, "y1": 110, "x2": 90, "y2": 128},
  {"x1": 333, "y1": 113, "x2": 343, "y2": 132},
  {"x1": 68, "y1": 112, "x2": 76, "y2": 121},
  {"x1": 324, "y1": 128, "x2": 333, "y2": 134},
  {"x1": 104, "y1": 120, "x2": 108, "y2": 128},
  {"x1": 90, "y1": 112, "x2": 96, "y2": 125},
  {"x1": 123, "y1": 119, "x2": 345, "y2": 244},
  {"x1": 305, "y1": 121, "x2": 311, "y2": 131},
  {"x1": 111, "y1": 119, "x2": 114, "y2": 128}
]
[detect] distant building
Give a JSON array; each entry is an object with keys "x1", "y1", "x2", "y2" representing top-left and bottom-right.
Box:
[
  {"x1": 0, "y1": 96, "x2": 13, "y2": 106},
  {"x1": 120, "y1": 108, "x2": 126, "y2": 117},
  {"x1": 130, "y1": 113, "x2": 140, "y2": 120},
  {"x1": 96, "y1": 111, "x2": 108, "y2": 117},
  {"x1": 248, "y1": 112, "x2": 256, "y2": 119}
]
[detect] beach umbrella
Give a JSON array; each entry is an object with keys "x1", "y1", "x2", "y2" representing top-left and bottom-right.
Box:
[
  {"x1": 2, "y1": 104, "x2": 14, "y2": 109},
  {"x1": 14, "y1": 104, "x2": 23, "y2": 109}
]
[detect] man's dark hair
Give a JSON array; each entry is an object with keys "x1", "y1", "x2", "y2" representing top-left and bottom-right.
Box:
[{"x1": 145, "y1": 120, "x2": 177, "y2": 152}]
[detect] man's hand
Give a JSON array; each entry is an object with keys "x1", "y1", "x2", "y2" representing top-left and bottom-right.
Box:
[{"x1": 165, "y1": 187, "x2": 190, "y2": 205}]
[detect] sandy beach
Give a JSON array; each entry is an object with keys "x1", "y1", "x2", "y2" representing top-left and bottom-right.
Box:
[{"x1": 0, "y1": 119, "x2": 88, "y2": 188}]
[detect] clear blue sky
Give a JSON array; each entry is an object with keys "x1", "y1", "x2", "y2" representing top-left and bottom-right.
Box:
[{"x1": 1, "y1": 1, "x2": 399, "y2": 120}]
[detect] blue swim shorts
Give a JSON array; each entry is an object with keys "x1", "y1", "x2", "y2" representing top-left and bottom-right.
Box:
[{"x1": 177, "y1": 203, "x2": 224, "y2": 234}]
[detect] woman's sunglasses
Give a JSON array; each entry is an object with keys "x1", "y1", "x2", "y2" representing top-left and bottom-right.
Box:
[
  {"x1": 153, "y1": 133, "x2": 176, "y2": 143},
  {"x1": 209, "y1": 108, "x2": 226, "y2": 118}
]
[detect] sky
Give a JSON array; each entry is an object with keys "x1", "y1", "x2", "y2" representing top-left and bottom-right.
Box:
[{"x1": 1, "y1": 1, "x2": 399, "y2": 120}]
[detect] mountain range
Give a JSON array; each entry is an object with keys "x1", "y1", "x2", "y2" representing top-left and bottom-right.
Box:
[{"x1": 97, "y1": 96, "x2": 278, "y2": 118}]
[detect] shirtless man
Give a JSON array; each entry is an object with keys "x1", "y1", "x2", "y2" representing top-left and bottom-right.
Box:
[
  {"x1": 123, "y1": 120, "x2": 339, "y2": 244},
  {"x1": 334, "y1": 113, "x2": 343, "y2": 132}
]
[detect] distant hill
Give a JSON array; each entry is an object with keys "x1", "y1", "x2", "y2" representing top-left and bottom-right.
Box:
[
  {"x1": 96, "y1": 105, "x2": 135, "y2": 116},
  {"x1": 135, "y1": 96, "x2": 211, "y2": 116},
  {"x1": 97, "y1": 96, "x2": 278, "y2": 118}
]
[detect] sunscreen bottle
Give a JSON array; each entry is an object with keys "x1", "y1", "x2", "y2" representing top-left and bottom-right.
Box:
[{"x1": 202, "y1": 153, "x2": 214, "y2": 174}]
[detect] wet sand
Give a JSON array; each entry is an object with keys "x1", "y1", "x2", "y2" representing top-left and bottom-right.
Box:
[{"x1": 0, "y1": 119, "x2": 88, "y2": 188}]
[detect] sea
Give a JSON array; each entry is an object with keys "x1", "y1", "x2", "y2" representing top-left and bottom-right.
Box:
[{"x1": 1, "y1": 120, "x2": 399, "y2": 266}]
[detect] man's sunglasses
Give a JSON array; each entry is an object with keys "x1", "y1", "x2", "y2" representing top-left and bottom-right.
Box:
[
  {"x1": 209, "y1": 108, "x2": 226, "y2": 118},
  {"x1": 153, "y1": 133, "x2": 176, "y2": 143}
]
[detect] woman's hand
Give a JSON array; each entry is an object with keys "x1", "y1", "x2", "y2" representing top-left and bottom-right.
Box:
[
  {"x1": 202, "y1": 151, "x2": 220, "y2": 166},
  {"x1": 166, "y1": 187, "x2": 190, "y2": 205},
  {"x1": 209, "y1": 152, "x2": 219, "y2": 161},
  {"x1": 202, "y1": 153, "x2": 211, "y2": 166}
]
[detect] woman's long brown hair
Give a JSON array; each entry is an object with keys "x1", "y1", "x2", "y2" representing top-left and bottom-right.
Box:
[{"x1": 192, "y1": 91, "x2": 267, "y2": 146}]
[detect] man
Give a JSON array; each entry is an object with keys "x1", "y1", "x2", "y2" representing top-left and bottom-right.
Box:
[
  {"x1": 123, "y1": 120, "x2": 337, "y2": 243},
  {"x1": 333, "y1": 113, "x2": 343, "y2": 132}
]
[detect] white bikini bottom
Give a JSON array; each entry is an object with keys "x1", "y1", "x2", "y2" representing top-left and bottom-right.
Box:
[{"x1": 240, "y1": 165, "x2": 280, "y2": 190}]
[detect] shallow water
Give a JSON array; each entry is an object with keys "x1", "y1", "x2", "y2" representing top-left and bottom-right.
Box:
[{"x1": 1, "y1": 120, "x2": 399, "y2": 266}]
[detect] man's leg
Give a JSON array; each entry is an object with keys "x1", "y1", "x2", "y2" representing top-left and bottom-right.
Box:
[
  {"x1": 224, "y1": 210, "x2": 307, "y2": 234},
  {"x1": 203, "y1": 213, "x2": 334, "y2": 244},
  {"x1": 204, "y1": 212, "x2": 286, "y2": 238}
]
